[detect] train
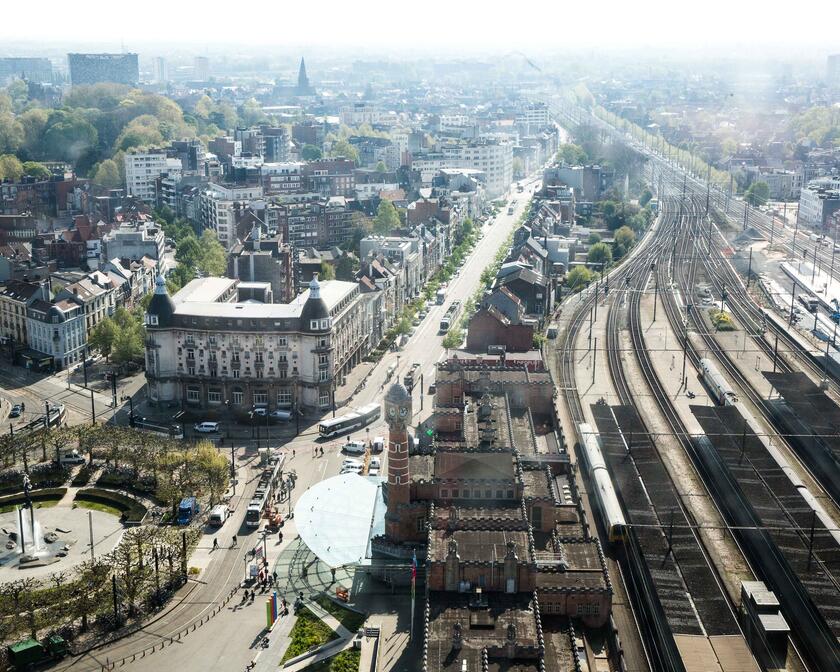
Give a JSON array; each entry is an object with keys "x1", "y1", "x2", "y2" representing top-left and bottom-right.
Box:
[
  {"x1": 698, "y1": 358, "x2": 738, "y2": 406},
  {"x1": 578, "y1": 423, "x2": 627, "y2": 543},
  {"x1": 245, "y1": 457, "x2": 283, "y2": 528}
]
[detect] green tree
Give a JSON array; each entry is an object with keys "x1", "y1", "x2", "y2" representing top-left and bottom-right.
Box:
[
  {"x1": 566, "y1": 266, "x2": 594, "y2": 291},
  {"x1": 335, "y1": 255, "x2": 356, "y2": 281},
  {"x1": 556, "y1": 143, "x2": 588, "y2": 165},
  {"x1": 18, "y1": 108, "x2": 48, "y2": 156},
  {"x1": 745, "y1": 181, "x2": 770, "y2": 207},
  {"x1": 373, "y1": 200, "x2": 400, "y2": 235},
  {"x1": 111, "y1": 322, "x2": 144, "y2": 365},
  {"x1": 329, "y1": 138, "x2": 359, "y2": 163},
  {"x1": 0, "y1": 113, "x2": 24, "y2": 154},
  {"x1": 587, "y1": 232, "x2": 601, "y2": 245},
  {"x1": 93, "y1": 159, "x2": 122, "y2": 189},
  {"x1": 197, "y1": 230, "x2": 227, "y2": 276},
  {"x1": 0, "y1": 154, "x2": 24, "y2": 181},
  {"x1": 115, "y1": 115, "x2": 164, "y2": 151},
  {"x1": 614, "y1": 225, "x2": 636, "y2": 249},
  {"x1": 88, "y1": 318, "x2": 118, "y2": 361},
  {"x1": 375, "y1": 160, "x2": 387, "y2": 173},
  {"x1": 42, "y1": 110, "x2": 98, "y2": 163},
  {"x1": 319, "y1": 260, "x2": 335, "y2": 280},
  {"x1": 301, "y1": 144, "x2": 322, "y2": 160},
  {"x1": 22, "y1": 161, "x2": 50, "y2": 179},
  {"x1": 639, "y1": 188, "x2": 653, "y2": 207},
  {"x1": 238, "y1": 98, "x2": 267, "y2": 127},
  {"x1": 587, "y1": 242, "x2": 613, "y2": 268}
]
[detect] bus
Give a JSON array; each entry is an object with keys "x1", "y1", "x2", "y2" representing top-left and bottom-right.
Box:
[
  {"x1": 436, "y1": 288, "x2": 446, "y2": 305},
  {"x1": 318, "y1": 402, "x2": 381, "y2": 439},
  {"x1": 439, "y1": 301, "x2": 462, "y2": 333}
]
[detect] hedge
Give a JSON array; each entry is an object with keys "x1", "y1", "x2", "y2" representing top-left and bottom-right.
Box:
[
  {"x1": 0, "y1": 487, "x2": 66, "y2": 507},
  {"x1": 74, "y1": 488, "x2": 148, "y2": 524}
]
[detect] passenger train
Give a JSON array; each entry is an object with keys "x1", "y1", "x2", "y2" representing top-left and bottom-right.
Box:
[
  {"x1": 578, "y1": 423, "x2": 628, "y2": 543},
  {"x1": 698, "y1": 358, "x2": 738, "y2": 406}
]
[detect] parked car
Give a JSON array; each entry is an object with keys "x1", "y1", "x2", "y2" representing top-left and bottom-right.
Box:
[
  {"x1": 369, "y1": 457, "x2": 381, "y2": 470},
  {"x1": 269, "y1": 409, "x2": 292, "y2": 422},
  {"x1": 342, "y1": 440, "x2": 366, "y2": 455},
  {"x1": 372, "y1": 436, "x2": 385, "y2": 453},
  {"x1": 9, "y1": 404, "x2": 21, "y2": 418},
  {"x1": 252, "y1": 407, "x2": 268, "y2": 417},
  {"x1": 342, "y1": 458, "x2": 363, "y2": 469},
  {"x1": 194, "y1": 421, "x2": 220, "y2": 433}
]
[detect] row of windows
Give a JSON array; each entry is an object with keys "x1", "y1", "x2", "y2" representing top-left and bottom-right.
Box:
[
  {"x1": 188, "y1": 388, "x2": 295, "y2": 406},
  {"x1": 439, "y1": 488, "x2": 515, "y2": 500}
]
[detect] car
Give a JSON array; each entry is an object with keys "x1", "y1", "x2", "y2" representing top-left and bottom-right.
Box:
[
  {"x1": 342, "y1": 440, "x2": 366, "y2": 454},
  {"x1": 368, "y1": 467, "x2": 381, "y2": 477},
  {"x1": 372, "y1": 436, "x2": 384, "y2": 453},
  {"x1": 428, "y1": 382, "x2": 436, "y2": 394},
  {"x1": 340, "y1": 464, "x2": 363, "y2": 475},
  {"x1": 369, "y1": 457, "x2": 381, "y2": 470},
  {"x1": 418, "y1": 310, "x2": 427, "y2": 319},
  {"x1": 412, "y1": 318, "x2": 420, "y2": 327},
  {"x1": 342, "y1": 458, "x2": 363, "y2": 468},
  {"x1": 193, "y1": 421, "x2": 220, "y2": 433},
  {"x1": 9, "y1": 404, "x2": 21, "y2": 418},
  {"x1": 252, "y1": 407, "x2": 268, "y2": 417},
  {"x1": 269, "y1": 410, "x2": 292, "y2": 422}
]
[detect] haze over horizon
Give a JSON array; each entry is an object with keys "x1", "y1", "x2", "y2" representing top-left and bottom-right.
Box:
[{"x1": 1, "y1": 0, "x2": 839, "y2": 55}]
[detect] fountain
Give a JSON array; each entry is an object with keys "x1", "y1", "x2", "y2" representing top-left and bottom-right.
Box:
[{"x1": 15, "y1": 474, "x2": 46, "y2": 562}]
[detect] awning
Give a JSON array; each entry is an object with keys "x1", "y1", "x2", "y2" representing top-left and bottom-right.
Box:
[{"x1": 294, "y1": 473, "x2": 385, "y2": 568}]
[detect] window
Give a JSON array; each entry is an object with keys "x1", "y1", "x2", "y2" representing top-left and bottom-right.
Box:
[
  {"x1": 208, "y1": 390, "x2": 222, "y2": 404},
  {"x1": 232, "y1": 390, "x2": 243, "y2": 404},
  {"x1": 233, "y1": 370, "x2": 240, "y2": 379},
  {"x1": 319, "y1": 369, "x2": 329, "y2": 382},
  {"x1": 186, "y1": 387, "x2": 200, "y2": 403},
  {"x1": 318, "y1": 393, "x2": 330, "y2": 408},
  {"x1": 186, "y1": 349, "x2": 195, "y2": 361},
  {"x1": 277, "y1": 390, "x2": 292, "y2": 406},
  {"x1": 253, "y1": 392, "x2": 268, "y2": 405},
  {"x1": 278, "y1": 337, "x2": 287, "y2": 347},
  {"x1": 451, "y1": 488, "x2": 459, "y2": 498},
  {"x1": 279, "y1": 369, "x2": 287, "y2": 379},
  {"x1": 321, "y1": 318, "x2": 329, "y2": 330},
  {"x1": 507, "y1": 489, "x2": 514, "y2": 499},
  {"x1": 310, "y1": 320, "x2": 319, "y2": 330},
  {"x1": 496, "y1": 490, "x2": 503, "y2": 499},
  {"x1": 576, "y1": 603, "x2": 599, "y2": 617},
  {"x1": 232, "y1": 352, "x2": 240, "y2": 363},
  {"x1": 485, "y1": 489, "x2": 492, "y2": 498},
  {"x1": 255, "y1": 352, "x2": 264, "y2": 363},
  {"x1": 209, "y1": 352, "x2": 217, "y2": 363},
  {"x1": 441, "y1": 489, "x2": 449, "y2": 498},
  {"x1": 473, "y1": 489, "x2": 481, "y2": 498},
  {"x1": 318, "y1": 353, "x2": 329, "y2": 365},
  {"x1": 188, "y1": 367, "x2": 195, "y2": 376}
]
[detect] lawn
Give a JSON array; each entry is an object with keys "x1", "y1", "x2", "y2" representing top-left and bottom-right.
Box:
[
  {"x1": 306, "y1": 649, "x2": 360, "y2": 672},
  {"x1": 314, "y1": 595, "x2": 366, "y2": 633},
  {"x1": 0, "y1": 499, "x2": 60, "y2": 514},
  {"x1": 74, "y1": 499, "x2": 122, "y2": 517},
  {"x1": 280, "y1": 606, "x2": 339, "y2": 663}
]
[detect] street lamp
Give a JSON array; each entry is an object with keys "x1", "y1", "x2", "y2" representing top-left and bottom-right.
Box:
[{"x1": 121, "y1": 394, "x2": 135, "y2": 426}]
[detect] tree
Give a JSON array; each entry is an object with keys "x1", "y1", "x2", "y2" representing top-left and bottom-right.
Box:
[
  {"x1": 375, "y1": 160, "x2": 387, "y2": 173},
  {"x1": 587, "y1": 232, "x2": 601, "y2": 245},
  {"x1": 93, "y1": 158, "x2": 122, "y2": 189},
  {"x1": 0, "y1": 154, "x2": 24, "y2": 181},
  {"x1": 319, "y1": 260, "x2": 335, "y2": 281},
  {"x1": 614, "y1": 225, "x2": 636, "y2": 249},
  {"x1": 197, "y1": 230, "x2": 227, "y2": 276},
  {"x1": 301, "y1": 144, "x2": 322, "y2": 160},
  {"x1": 89, "y1": 318, "x2": 118, "y2": 361},
  {"x1": 329, "y1": 138, "x2": 359, "y2": 163},
  {"x1": 111, "y1": 325, "x2": 144, "y2": 365},
  {"x1": 639, "y1": 188, "x2": 653, "y2": 207},
  {"x1": 22, "y1": 161, "x2": 49, "y2": 179},
  {"x1": 335, "y1": 255, "x2": 356, "y2": 281},
  {"x1": 556, "y1": 143, "x2": 588, "y2": 165},
  {"x1": 42, "y1": 110, "x2": 98, "y2": 163},
  {"x1": 18, "y1": 108, "x2": 48, "y2": 156},
  {"x1": 373, "y1": 200, "x2": 400, "y2": 235},
  {"x1": 587, "y1": 242, "x2": 613, "y2": 268},
  {"x1": 745, "y1": 181, "x2": 770, "y2": 207},
  {"x1": 0, "y1": 113, "x2": 24, "y2": 154},
  {"x1": 566, "y1": 266, "x2": 594, "y2": 291}
]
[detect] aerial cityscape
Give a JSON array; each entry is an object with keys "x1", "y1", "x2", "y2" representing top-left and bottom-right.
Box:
[{"x1": 0, "y1": 3, "x2": 839, "y2": 671}]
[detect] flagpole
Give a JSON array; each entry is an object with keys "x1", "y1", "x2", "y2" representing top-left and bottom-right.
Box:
[{"x1": 410, "y1": 550, "x2": 416, "y2": 641}]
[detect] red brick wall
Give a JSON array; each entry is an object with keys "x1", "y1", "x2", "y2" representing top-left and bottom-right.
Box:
[{"x1": 466, "y1": 310, "x2": 534, "y2": 353}]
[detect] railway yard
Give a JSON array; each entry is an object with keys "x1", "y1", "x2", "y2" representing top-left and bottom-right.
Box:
[{"x1": 547, "y1": 109, "x2": 840, "y2": 672}]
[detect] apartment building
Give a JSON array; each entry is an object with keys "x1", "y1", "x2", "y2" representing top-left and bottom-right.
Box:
[
  {"x1": 198, "y1": 183, "x2": 264, "y2": 251},
  {"x1": 26, "y1": 298, "x2": 87, "y2": 370},
  {"x1": 68, "y1": 53, "x2": 139, "y2": 85},
  {"x1": 0, "y1": 280, "x2": 50, "y2": 349},
  {"x1": 125, "y1": 151, "x2": 182, "y2": 203}
]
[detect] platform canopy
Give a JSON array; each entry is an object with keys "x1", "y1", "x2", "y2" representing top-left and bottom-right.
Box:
[{"x1": 294, "y1": 473, "x2": 385, "y2": 568}]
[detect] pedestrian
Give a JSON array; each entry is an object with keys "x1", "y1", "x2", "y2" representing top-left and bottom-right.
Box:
[
  {"x1": 273, "y1": 570, "x2": 278, "y2": 584},
  {"x1": 213, "y1": 538, "x2": 218, "y2": 551},
  {"x1": 279, "y1": 531, "x2": 283, "y2": 543},
  {"x1": 232, "y1": 535, "x2": 237, "y2": 548},
  {"x1": 292, "y1": 448, "x2": 295, "y2": 458}
]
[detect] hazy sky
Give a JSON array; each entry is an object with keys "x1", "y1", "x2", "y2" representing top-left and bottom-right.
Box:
[{"x1": 1, "y1": 0, "x2": 838, "y2": 52}]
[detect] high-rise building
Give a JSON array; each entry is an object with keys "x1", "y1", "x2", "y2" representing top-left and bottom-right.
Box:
[
  {"x1": 828, "y1": 54, "x2": 840, "y2": 86},
  {"x1": 154, "y1": 57, "x2": 168, "y2": 83},
  {"x1": 124, "y1": 150, "x2": 181, "y2": 202},
  {"x1": 67, "y1": 53, "x2": 139, "y2": 86},
  {"x1": 0, "y1": 57, "x2": 52, "y2": 85},
  {"x1": 194, "y1": 56, "x2": 209, "y2": 81}
]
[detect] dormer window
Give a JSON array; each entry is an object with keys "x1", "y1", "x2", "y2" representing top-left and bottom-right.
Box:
[{"x1": 310, "y1": 320, "x2": 319, "y2": 330}]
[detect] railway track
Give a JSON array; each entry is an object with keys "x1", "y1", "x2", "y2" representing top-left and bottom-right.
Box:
[{"x1": 656, "y1": 187, "x2": 840, "y2": 671}]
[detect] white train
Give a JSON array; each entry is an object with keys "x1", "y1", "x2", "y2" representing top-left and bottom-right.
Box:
[
  {"x1": 699, "y1": 358, "x2": 739, "y2": 406},
  {"x1": 579, "y1": 423, "x2": 627, "y2": 543}
]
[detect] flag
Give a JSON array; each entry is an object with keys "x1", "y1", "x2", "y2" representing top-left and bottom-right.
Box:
[{"x1": 411, "y1": 550, "x2": 417, "y2": 598}]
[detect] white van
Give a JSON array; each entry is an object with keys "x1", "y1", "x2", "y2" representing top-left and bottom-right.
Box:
[
  {"x1": 208, "y1": 504, "x2": 229, "y2": 526},
  {"x1": 59, "y1": 449, "x2": 85, "y2": 465},
  {"x1": 372, "y1": 436, "x2": 385, "y2": 453},
  {"x1": 194, "y1": 421, "x2": 220, "y2": 433},
  {"x1": 369, "y1": 457, "x2": 381, "y2": 470}
]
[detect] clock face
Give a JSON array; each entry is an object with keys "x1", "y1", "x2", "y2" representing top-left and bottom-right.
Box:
[
  {"x1": 399, "y1": 405, "x2": 408, "y2": 417},
  {"x1": 388, "y1": 406, "x2": 396, "y2": 417}
]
